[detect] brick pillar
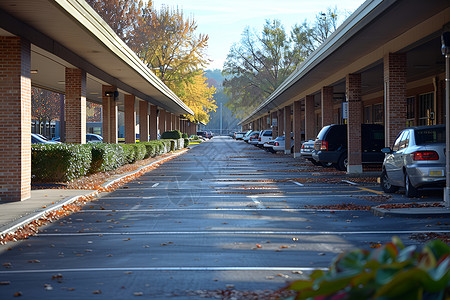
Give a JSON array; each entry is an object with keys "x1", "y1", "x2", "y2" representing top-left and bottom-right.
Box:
[
  {"x1": 65, "y1": 68, "x2": 86, "y2": 144},
  {"x1": 139, "y1": 101, "x2": 149, "y2": 142},
  {"x1": 384, "y1": 53, "x2": 406, "y2": 147},
  {"x1": 168, "y1": 111, "x2": 173, "y2": 131},
  {"x1": 305, "y1": 95, "x2": 315, "y2": 140},
  {"x1": 271, "y1": 112, "x2": 278, "y2": 138},
  {"x1": 293, "y1": 100, "x2": 302, "y2": 157},
  {"x1": 0, "y1": 37, "x2": 31, "y2": 201},
  {"x1": 102, "y1": 85, "x2": 118, "y2": 143},
  {"x1": 284, "y1": 105, "x2": 292, "y2": 154},
  {"x1": 175, "y1": 116, "x2": 180, "y2": 131},
  {"x1": 124, "y1": 94, "x2": 136, "y2": 144},
  {"x1": 150, "y1": 105, "x2": 157, "y2": 140},
  {"x1": 321, "y1": 86, "x2": 333, "y2": 127},
  {"x1": 159, "y1": 108, "x2": 165, "y2": 135},
  {"x1": 346, "y1": 73, "x2": 362, "y2": 174}
]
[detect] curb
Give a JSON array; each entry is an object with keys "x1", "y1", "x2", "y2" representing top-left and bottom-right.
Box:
[
  {"x1": 0, "y1": 149, "x2": 188, "y2": 238},
  {"x1": 371, "y1": 205, "x2": 450, "y2": 218}
]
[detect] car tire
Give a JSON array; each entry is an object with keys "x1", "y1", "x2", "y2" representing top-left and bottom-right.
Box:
[
  {"x1": 405, "y1": 173, "x2": 418, "y2": 198},
  {"x1": 380, "y1": 170, "x2": 399, "y2": 193},
  {"x1": 336, "y1": 155, "x2": 348, "y2": 171},
  {"x1": 321, "y1": 161, "x2": 333, "y2": 167}
]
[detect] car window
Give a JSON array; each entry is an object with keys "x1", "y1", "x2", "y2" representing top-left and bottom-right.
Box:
[
  {"x1": 414, "y1": 127, "x2": 446, "y2": 145},
  {"x1": 399, "y1": 131, "x2": 410, "y2": 149},
  {"x1": 392, "y1": 131, "x2": 404, "y2": 152}
]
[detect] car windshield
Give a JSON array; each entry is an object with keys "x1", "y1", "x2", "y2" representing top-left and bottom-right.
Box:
[{"x1": 414, "y1": 127, "x2": 445, "y2": 145}]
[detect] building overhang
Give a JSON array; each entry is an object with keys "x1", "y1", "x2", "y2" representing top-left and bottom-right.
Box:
[{"x1": 0, "y1": 0, "x2": 194, "y2": 116}]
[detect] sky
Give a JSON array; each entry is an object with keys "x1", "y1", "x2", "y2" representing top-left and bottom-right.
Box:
[{"x1": 151, "y1": 0, "x2": 366, "y2": 70}]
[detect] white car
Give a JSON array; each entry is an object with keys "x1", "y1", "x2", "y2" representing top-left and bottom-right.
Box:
[
  {"x1": 248, "y1": 131, "x2": 261, "y2": 145},
  {"x1": 243, "y1": 130, "x2": 258, "y2": 143},
  {"x1": 272, "y1": 135, "x2": 294, "y2": 152},
  {"x1": 257, "y1": 129, "x2": 273, "y2": 147}
]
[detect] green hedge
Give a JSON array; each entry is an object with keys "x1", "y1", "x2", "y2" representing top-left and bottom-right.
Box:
[
  {"x1": 89, "y1": 143, "x2": 124, "y2": 174},
  {"x1": 32, "y1": 138, "x2": 183, "y2": 183},
  {"x1": 32, "y1": 143, "x2": 92, "y2": 182},
  {"x1": 184, "y1": 138, "x2": 189, "y2": 148},
  {"x1": 161, "y1": 130, "x2": 182, "y2": 139}
]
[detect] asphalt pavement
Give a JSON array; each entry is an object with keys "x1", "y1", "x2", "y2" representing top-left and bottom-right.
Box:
[{"x1": 0, "y1": 136, "x2": 449, "y2": 299}]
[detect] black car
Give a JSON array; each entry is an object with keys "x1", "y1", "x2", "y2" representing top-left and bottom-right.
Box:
[
  {"x1": 197, "y1": 131, "x2": 208, "y2": 139},
  {"x1": 312, "y1": 124, "x2": 385, "y2": 171}
]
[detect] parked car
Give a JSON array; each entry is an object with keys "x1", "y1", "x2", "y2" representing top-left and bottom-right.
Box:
[
  {"x1": 197, "y1": 131, "x2": 208, "y2": 139},
  {"x1": 380, "y1": 124, "x2": 446, "y2": 197},
  {"x1": 257, "y1": 129, "x2": 272, "y2": 148},
  {"x1": 263, "y1": 139, "x2": 276, "y2": 153},
  {"x1": 243, "y1": 130, "x2": 258, "y2": 143},
  {"x1": 86, "y1": 133, "x2": 103, "y2": 143},
  {"x1": 31, "y1": 133, "x2": 60, "y2": 144},
  {"x1": 248, "y1": 131, "x2": 261, "y2": 145},
  {"x1": 312, "y1": 124, "x2": 385, "y2": 171},
  {"x1": 301, "y1": 140, "x2": 321, "y2": 165},
  {"x1": 234, "y1": 131, "x2": 246, "y2": 140},
  {"x1": 272, "y1": 135, "x2": 294, "y2": 152}
]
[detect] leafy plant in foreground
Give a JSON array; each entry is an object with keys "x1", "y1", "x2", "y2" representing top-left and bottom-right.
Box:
[{"x1": 283, "y1": 238, "x2": 450, "y2": 300}]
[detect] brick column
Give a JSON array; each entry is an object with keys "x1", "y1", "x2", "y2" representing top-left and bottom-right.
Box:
[
  {"x1": 167, "y1": 111, "x2": 173, "y2": 131},
  {"x1": 305, "y1": 95, "x2": 315, "y2": 140},
  {"x1": 124, "y1": 94, "x2": 136, "y2": 144},
  {"x1": 65, "y1": 68, "x2": 86, "y2": 144},
  {"x1": 321, "y1": 86, "x2": 333, "y2": 127},
  {"x1": 158, "y1": 108, "x2": 165, "y2": 135},
  {"x1": 293, "y1": 100, "x2": 302, "y2": 157},
  {"x1": 384, "y1": 53, "x2": 407, "y2": 146},
  {"x1": 0, "y1": 37, "x2": 31, "y2": 201},
  {"x1": 139, "y1": 101, "x2": 149, "y2": 142},
  {"x1": 175, "y1": 116, "x2": 180, "y2": 131},
  {"x1": 346, "y1": 73, "x2": 362, "y2": 174},
  {"x1": 102, "y1": 85, "x2": 118, "y2": 143},
  {"x1": 284, "y1": 105, "x2": 292, "y2": 154},
  {"x1": 150, "y1": 105, "x2": 157, "y2": 140}
]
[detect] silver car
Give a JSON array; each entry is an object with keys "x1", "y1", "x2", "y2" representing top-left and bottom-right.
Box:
[{"x1": 380, "y1": 125, "x2": 446, "y2": 197}]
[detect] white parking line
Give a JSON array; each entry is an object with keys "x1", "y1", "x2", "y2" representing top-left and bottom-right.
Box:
[
  {"x1": 0, "y1": 266, "x2": 328, "y2": 274},
  {"x1": 290, "y1": 180, "x2": 304, "y2": 187},
  {"x1": 37, "y1": 230, "x2": 450, "y2": 237},
  {"x1": 248, "y1": 195, "x2": 264, "y2": 209},
  {"x1": 152, "y1": 183, "x2": 160, "y2": 188}
]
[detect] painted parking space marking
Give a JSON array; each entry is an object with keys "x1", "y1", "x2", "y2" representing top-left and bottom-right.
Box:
[
  {"x1": 290, "y1": 180, "x2": 304, "y2": 187},
  {"x1": 0, "y1": 266, "x2": 328, "y2": 274},
  {"x1": 37, "y1": 229, "x2": 450, "y2": 237},
  {"x1": 356, "y1": 186, "x2": 385, "y2": 195},
  {"x1": 152, "y1": 183, "x2": 160, "y2": 188}
]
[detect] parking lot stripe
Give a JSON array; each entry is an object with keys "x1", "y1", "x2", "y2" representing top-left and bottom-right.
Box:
[
  {"x1": 356, "y1": 186, "x2": 384, "y2": 195},
  {"x1": 290, "y1": 180, "x2": 304, "y2": 187},
  {"x1": 0, "y1": 266, "x2": 328, "y2": 274},
  {"x1": 37, "y1": 229, "x2": 450, "y2": 237}
]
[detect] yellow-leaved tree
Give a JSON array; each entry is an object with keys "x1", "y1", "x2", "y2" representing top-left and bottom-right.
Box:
[{"x1": 180, "y1": 73, "x2": 217, "y2": 123}]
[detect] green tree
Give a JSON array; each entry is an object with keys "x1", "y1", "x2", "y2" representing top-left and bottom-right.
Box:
[{"x1": 223, "y1": 7, "x2": 343, "y2": 119}]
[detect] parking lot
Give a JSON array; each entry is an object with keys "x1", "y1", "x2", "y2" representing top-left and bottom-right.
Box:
[{"x1": 0, "y1": 136, "x2": 448, "y2": 299}]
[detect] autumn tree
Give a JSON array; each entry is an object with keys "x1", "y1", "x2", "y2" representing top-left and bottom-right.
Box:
[
  {"x1": 31, "y1": 87, "x2": 61, "y2": 137},
  {"x1": 223, "y1": 7, "x2": 343, "y2": 119},
  {"x1": 85, "y1": 0, "x2": 142, "y2": 43},
  {"x1": 86, "y1": 1, "x2": 216, "y2": 125}
]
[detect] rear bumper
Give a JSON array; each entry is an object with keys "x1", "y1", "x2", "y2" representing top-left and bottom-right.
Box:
[{"x1": 406, "y1": 164, "x2": 446, "y2": 188}]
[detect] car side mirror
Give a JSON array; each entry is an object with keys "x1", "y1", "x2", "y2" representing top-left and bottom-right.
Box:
[{"x1": 381, "y1": 147, "x2": 392, "y2": 154}]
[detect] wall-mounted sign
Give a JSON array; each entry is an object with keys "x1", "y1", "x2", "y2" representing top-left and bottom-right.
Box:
[
  {"x1": 272, "y1": 118, "x2": 277, "y2": 127},
  {"x1": 341, "y1": 102, "x2": 348, "y2": 119}
]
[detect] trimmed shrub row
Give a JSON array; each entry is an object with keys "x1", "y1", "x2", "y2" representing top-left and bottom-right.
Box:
[{"x1": 32, "y1": 137, "x2": 186, "y2": 183}]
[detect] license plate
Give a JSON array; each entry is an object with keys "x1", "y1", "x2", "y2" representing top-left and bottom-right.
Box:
[{"x1": 429, "y1": 170, "x2": 443, "y2": 176}]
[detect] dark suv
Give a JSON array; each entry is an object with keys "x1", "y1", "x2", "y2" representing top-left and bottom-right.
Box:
[{"x1": 312, "y1": 124, "x2": 385, "y2": 171}]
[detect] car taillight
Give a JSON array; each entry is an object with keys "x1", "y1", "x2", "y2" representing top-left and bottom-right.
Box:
[
  {"x1": 411, "y1": 151, "x2": 439, "y2": 161},
  {"x1": 320, "y1": 141, "x2": 328, "y2": 151},
  {"x1": 275, "y1": 142, "x2": 279, "y2": 146},
  {"x1": 259, "y1": 137, "x2": 261, "y2": 141}
]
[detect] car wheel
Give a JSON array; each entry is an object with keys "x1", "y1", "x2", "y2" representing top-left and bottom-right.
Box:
[
  {"x1": 321, "y1": 161, "x2": 333, "y2": 167},
  {"x1": 405, "y1": 173, "x2": 418, "y2": 198},
  {"x1": 309, "y1": 159, "x2": 321, "y2": 166},
  {"x1": 336, "y1": 155, "x2": 348, "y2": 171},
  {"x1": 380, "y1": 170, "x2": 399, "y2": 193}
]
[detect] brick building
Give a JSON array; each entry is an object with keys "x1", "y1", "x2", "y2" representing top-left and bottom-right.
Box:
[
  {"x1": 0, "y1": 0, "x2": 195, "y2": 202},
  {"x1": 240, "y1": 0, "x2": 449, "y2": 174}
]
